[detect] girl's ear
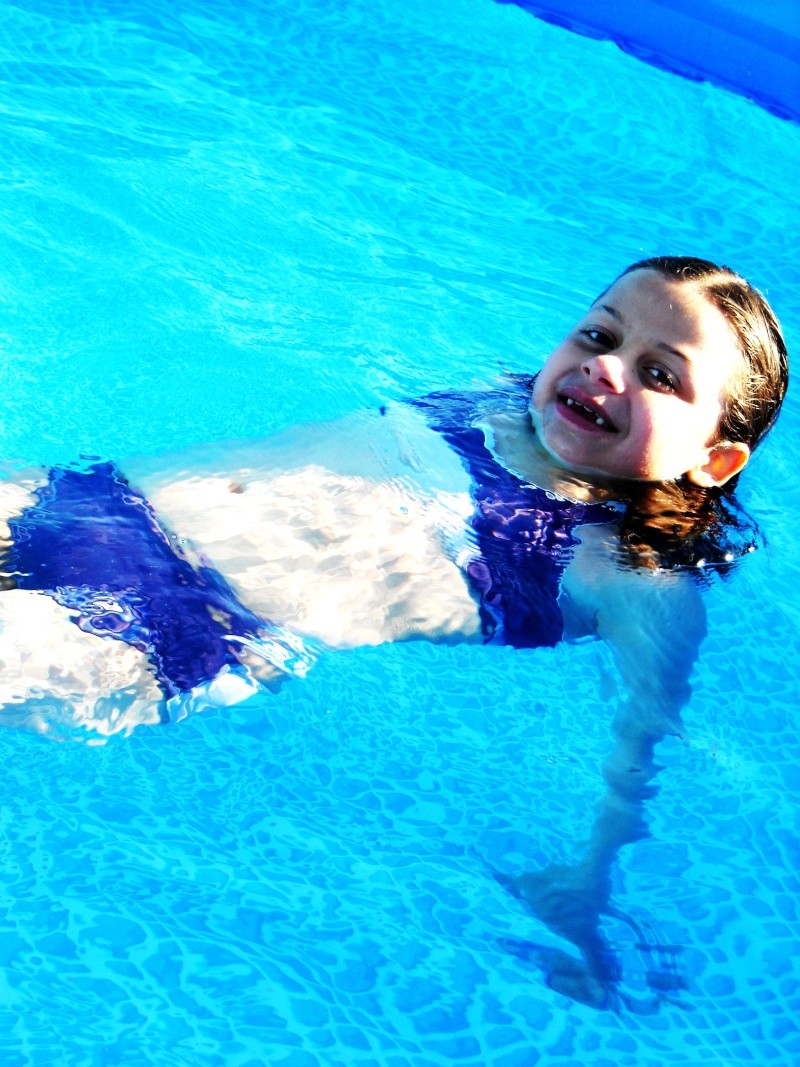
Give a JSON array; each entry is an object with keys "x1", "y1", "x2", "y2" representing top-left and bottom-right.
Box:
[{"x1": 686, "y1": 442, "x2": 751, "y2": 487}]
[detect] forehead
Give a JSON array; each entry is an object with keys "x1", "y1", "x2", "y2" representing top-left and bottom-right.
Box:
[{"x1": 594, "y1": 270, "x2": 742, "y2": 370}]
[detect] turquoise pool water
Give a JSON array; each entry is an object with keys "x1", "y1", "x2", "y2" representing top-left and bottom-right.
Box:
[{"x1": 1, "y1": 0, "x2": 799, "y2": 1063}]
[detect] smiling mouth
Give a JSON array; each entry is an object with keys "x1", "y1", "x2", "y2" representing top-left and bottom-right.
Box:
[{"x1": 557, "y1": 394, "x2": 619, "y2": 433}]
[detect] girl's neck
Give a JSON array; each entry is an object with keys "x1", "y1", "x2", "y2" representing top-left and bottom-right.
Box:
[{"x1": 479, "y1": 409, "x2": 625, "y2": 505}]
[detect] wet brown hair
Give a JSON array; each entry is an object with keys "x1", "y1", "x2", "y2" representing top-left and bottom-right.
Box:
[
  {"x1": 619, "y1": 256, "x2": 788, "y2": 455},
  {"x1": 616, "y1": 477, "x2": 759, "y2": 578}
]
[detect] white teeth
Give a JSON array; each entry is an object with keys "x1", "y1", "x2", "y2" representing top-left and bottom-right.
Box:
[{"x1": 564, "y1": 396, "x2": 606, "y2": 427}]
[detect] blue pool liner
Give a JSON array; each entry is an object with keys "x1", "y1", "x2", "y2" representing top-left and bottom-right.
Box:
[{"x1": 498, "y1": 0, "x2": 800, "y2": 123}]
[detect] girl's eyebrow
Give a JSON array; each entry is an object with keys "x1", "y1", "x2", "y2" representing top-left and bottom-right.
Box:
[
  {"x1": 657, "y1": 342, "x2": 692, "y2": 365},
  {"x1": 593, "y1": 302, "x2": 692, "y2": 365}
]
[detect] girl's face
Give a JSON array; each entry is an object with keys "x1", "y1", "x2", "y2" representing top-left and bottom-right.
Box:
[{"x1": 529, "y1": 270, "x2": 750, "y2": 486}]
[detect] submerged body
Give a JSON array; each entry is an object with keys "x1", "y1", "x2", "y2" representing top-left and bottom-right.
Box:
[
  {"x1": 0, "y1": 260, "x2": 784, "y2": 1007},
  {"x1": 0, "y1": 381, "x2": 659, "y2": 730}
]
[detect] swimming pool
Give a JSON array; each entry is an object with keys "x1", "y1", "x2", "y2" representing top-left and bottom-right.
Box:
[{"x1": 1, "y1": 0, "x2": 799, "y2": 1063}]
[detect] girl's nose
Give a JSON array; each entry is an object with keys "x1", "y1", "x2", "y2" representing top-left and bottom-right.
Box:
[{"x1": 582, "y1": 352, "x2": 625, "y2": 393}]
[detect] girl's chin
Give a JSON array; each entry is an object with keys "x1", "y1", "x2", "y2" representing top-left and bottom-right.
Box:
[{"x1": 532, "y1": 410, "x2": 641, "y2": 482}]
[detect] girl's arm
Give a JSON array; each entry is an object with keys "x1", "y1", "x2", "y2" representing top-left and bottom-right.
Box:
[
  {"x1": 584, "y1": 551, "x2": 706, "y2": 869},
  {"x1": 503, "y1": 528, "x2": 706, "y2": 1009}
]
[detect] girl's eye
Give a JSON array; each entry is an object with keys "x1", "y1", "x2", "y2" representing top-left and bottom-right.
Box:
[
  {"x1": 643, "y1": 365, "x2": 678, "y2": 391},
  {"x1": 580, "y1": 328, "x2": 615, "y2": 347}
]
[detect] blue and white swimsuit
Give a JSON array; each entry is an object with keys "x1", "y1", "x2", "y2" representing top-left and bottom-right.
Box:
[{"x1": 6, "y1": 389, "x2": 620, "y2": 716}]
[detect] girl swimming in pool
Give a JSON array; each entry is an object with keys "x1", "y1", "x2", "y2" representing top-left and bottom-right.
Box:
[{"x1": 0, "y1": 255, "x2": 788, "y2": 1007}]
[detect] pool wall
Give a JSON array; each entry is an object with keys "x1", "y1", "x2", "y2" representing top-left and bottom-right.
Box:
[{"x1": 500, "y1": 0, "x2": 800, "y2": 122}]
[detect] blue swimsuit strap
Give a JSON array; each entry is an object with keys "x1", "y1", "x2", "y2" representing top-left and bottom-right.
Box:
[
  {"x1": 409, "y1": 388, "x2": 620, "y2": 648},
  {"x1": 7, "y1": 462, "x2": 270, "y2": 698}
]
